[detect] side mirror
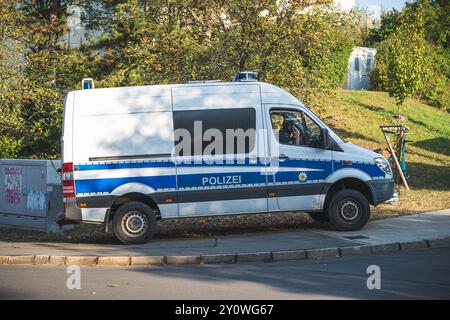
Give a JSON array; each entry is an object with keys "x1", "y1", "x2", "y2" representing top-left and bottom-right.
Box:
[{"x1": 320, "y1": 128, "x2": 331, "y2": 148}]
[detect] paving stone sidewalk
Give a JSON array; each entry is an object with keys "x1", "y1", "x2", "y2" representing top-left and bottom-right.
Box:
[{"x1": 0, "y1": 209, "x2": 449, "y2": 265}]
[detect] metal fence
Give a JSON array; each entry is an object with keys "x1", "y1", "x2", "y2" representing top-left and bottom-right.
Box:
[{"x1": 0, "y1": 159, "x2": 68, "y2": 233}]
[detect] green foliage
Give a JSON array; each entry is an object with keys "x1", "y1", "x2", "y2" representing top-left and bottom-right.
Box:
[
  {"x1": 0, "y1": 0, "x2": 28, "y2": 158},
  {"x1": 369, "y1": 0, "x2": 449, "y2": 111},
  {"x1": 0, "y1": 0, "x2": 81, "y2": 159},
  {"x1": 368, "y1": 0, "x2": 449, "y2": 49},
  {"x1": 414, "y1": 0, "x2": 449, "y2": 49},
  {"x1": 82, "y1": 0, "x2": 355, "y2": 111},
  {"x1": 366, "y1": 10, "x2": 402, "y2": 46},
  {"x1": 1, "y1": 0, "x2": 357, "y2": 159},
  {"x1": 420, "y1": 45, "x2": 450, "y2": 110},
  {"x1": 370, "y1": 2, "x2": 431, "y2": 109}
]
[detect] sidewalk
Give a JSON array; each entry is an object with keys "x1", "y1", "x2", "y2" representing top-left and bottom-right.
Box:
[{"x1": 1, "y1": 209, "x2": 449, "y2": 266}]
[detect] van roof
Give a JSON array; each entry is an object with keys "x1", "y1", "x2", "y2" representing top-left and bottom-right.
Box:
[
  {"x1": 69, "y1": 81, "x2": 302, "y2": 107},
  {"x1": 72, "y1": 80, "x2": 264, "y2": 92}
]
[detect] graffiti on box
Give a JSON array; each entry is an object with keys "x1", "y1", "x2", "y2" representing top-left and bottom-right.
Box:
[
  {"x1": 26, "y1": 190, "x2": 46, "y2": 210},
  {"x1": 5, "y1": 166, "x2": 22, "y2": 204}
]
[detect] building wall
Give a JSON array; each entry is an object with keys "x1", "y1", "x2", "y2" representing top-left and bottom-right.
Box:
[{"x1": 344, "y1": 47, "x2": 376, "y2": 90}]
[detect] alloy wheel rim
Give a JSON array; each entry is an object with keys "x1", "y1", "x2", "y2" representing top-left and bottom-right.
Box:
[
  {"x1": 337, "y1": 199, "x2": 361, "y2": 223},
  {"x1": 122, "y1": 211, "x2": 148, "y2": 237}
]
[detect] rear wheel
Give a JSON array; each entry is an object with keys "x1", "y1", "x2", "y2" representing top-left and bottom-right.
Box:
[
  {"x1": 112, "y1": 201, "x2": 157, "y2": 244},
  {"x1": 307, "y1": 211, "x2": 329, "y2": 223},
  {"x1": 327, "y1": 189, "x2": 370, "y2": 231}
]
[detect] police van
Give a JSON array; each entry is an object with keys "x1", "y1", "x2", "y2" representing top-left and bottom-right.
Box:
[{"x1": 60, "y1": 79, "x2": 394, "y2": 244}]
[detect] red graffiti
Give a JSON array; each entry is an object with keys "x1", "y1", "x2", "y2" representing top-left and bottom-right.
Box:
[
  {"x1": 4, "y1": 166, "x2": 22, "y2": 204},
  {"x1": 5, "y1": 189, "x2": 21, "y2": 204}
]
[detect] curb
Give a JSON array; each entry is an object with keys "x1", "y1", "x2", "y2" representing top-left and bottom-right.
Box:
[{"x1": 1, "y1": 237, "x2": 449, "y2": 267}]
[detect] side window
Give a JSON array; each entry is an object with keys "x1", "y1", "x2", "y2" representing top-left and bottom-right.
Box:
[
  {"x1": 271, "y1": 110, "x2": 303, "y2": 146},
  {"x1": 270, "y1": 109, "x2": 322, "y2": 148},
  {"x1": 173, "y1": 108, "x2": 256, "y2": 156},
  {"x1": 354, "y1": 57, "x2": 360, "y2": 72},
  {"x1": 366, "y1": 58, "x2": 372, "y2": 72},
  {"x1": 303, "y1": 112, "x2": 321, "y2": 138}
]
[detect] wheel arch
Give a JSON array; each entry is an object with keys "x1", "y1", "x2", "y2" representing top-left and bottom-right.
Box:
[
  {"x1": 324, "y1": 177, "x2": 374, "y2": 210},
  {"x1": 109, "y1": 192, "x2": 161, "y2": 221}
]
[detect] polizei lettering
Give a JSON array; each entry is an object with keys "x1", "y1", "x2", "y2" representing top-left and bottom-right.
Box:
[{"x1": 202, "y1": 175, "x2": 242, "y2": 186}]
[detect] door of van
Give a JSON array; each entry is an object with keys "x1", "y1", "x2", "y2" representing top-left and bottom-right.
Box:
[
  {"x1": 172, "y1": 85, "x2": 269, "y2": 217},
  {"x1": 263, "y1": 104, "x2": 333, "y2": 211}
]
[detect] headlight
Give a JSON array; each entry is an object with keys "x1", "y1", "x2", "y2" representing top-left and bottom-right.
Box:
[{"x1": 374, "y1": 157, "x2": 392, "y2": 175}]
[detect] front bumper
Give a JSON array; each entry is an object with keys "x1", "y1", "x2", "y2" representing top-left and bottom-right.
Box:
[
  {"x1": 368, "y1": 179, "x2": 395, "y2": 205},
  {"x1": 56, "y1": 198, "x2": 82, "y2": 225}
]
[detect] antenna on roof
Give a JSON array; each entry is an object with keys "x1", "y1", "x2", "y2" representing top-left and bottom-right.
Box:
[{"x1": 188, "y1": 80, "x2": 222, "y2": 84}]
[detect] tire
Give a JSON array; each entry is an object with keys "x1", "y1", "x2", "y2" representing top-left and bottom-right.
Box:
[
  {"x1": 307, "y1": 211, "x2": 329, "y2": 223},
  {"x1": 327, "y1": 189, "x2": 370, "y2": 231},
  {"x1": 112, "y1": 201, "x2": 157, "y2": 244}
]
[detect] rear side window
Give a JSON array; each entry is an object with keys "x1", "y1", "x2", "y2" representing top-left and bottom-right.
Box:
[
  {"x1": 354, "y1": 57, "x2": 360, "y2": 71},
  {"x1": 173, "y1": 108, "x2": 256, "y2": 156},
  {"x1": 366, "y1": 58, "x2": 372, "y2": 72}
]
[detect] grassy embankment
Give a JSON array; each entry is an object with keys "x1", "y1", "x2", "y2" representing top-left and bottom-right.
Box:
[{"x1": 322, "y1": 90, "x2": 450, "y2": 218}]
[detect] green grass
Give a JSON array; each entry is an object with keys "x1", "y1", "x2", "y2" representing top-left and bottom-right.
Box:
[{"x1": 320, "y1": 90, "x2": 450, "y2": 216}]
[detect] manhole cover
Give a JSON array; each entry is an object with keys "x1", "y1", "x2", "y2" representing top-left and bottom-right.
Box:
[{"x1": 344, "y1": 235, "x2": 370, "y2": 240}]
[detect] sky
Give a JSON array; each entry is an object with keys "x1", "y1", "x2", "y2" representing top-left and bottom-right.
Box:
[{"x1": 335, "y1": 0, "x2": 408, "y2": 18}]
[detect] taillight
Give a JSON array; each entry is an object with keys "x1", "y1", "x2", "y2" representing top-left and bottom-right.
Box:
[{"x1": 62, "y1": 162, "x2": 75, "y2": 198}]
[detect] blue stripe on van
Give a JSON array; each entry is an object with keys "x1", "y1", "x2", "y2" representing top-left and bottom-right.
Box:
[
  {"x1": 274, "y1": 170, "x2": 330, "y2": 183},
  {"x1": 178, "y1": 171, "x2": 267, "y2": 189},
  {"x1": 74, "y1": 172, "x2": 268, "y2": 194},
  {"x1": 334, "y1": 161, "x2": 385, "y2": 178},
  {"x1": 278, "y1": 158, "x2": 332, "y2": 170},
  {"x1": 76, "y1": 158, "x2": 384, "y2": 175},
  {"x1": 75, "y1": 175, "x2": 177, "y2": 194},
  {"x1": 73, "y1": 159, "x2": 385, "y2": 194}
]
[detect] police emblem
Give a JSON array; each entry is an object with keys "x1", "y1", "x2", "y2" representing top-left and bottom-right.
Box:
[{"x1": 298, "y1": 172, "x2": 308, "y2": 182}]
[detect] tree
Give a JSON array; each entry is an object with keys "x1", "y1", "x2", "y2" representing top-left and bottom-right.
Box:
[
  {"x1": 81, "y1": 0, "x2": 356, "y2": 110},
  {"x1": 0, "y1": 1, "x2": 88, "y2": 159},
  {"x1": 366, "y1": 9, "x2": 401, "y2": 46},
  {"x1": 367, "y1": 0, "x2": 449, "y2": 49},
  {"x1": 371, "y1": 2, "x2": 431, "y2": 115},
  {"x1": 0, "y1": 0, "x2": 28, "y2": 158},
  {"x1": 2, "y1": 0, "x2": 359, "y2": 158},
  {"x1": 368, "y1": 0, "x2": 449, "y2": 111}
]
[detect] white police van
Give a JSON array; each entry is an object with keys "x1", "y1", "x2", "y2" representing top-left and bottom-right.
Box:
[{"x1": 60, "y1": 79, "x2": 394, "y2": 244}]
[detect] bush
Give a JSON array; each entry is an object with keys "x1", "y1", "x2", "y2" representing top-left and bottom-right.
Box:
[
  {"x1": 420, "y1": 46, "x2": 450, "y2": 111},
  {"x1": 369, "y1": 0, "x2": 449, "y2": 111},
  {"x1": 372, "y1": 42, "x2": 449, "y2": 112}
]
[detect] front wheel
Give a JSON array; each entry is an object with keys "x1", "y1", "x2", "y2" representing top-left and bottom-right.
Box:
[
  {"x1": 327, "y1": 189, "x2": 370, "y2": 231},
  {"x1": 112, "y1": 201, "x2": 157, "y2": 244}
]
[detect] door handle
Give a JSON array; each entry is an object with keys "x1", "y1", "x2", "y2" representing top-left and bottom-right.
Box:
[
  {"x1": 273, "y1": 154, "x2": 288, "y2": 161},
  {"x1": 249, "y1": 156, "x2": 259, "y2": 163}
]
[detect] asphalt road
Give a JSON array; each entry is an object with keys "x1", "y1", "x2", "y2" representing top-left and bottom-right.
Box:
[{"x1": 1, "y1": 248, "x2": 449, "y2": 300}]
